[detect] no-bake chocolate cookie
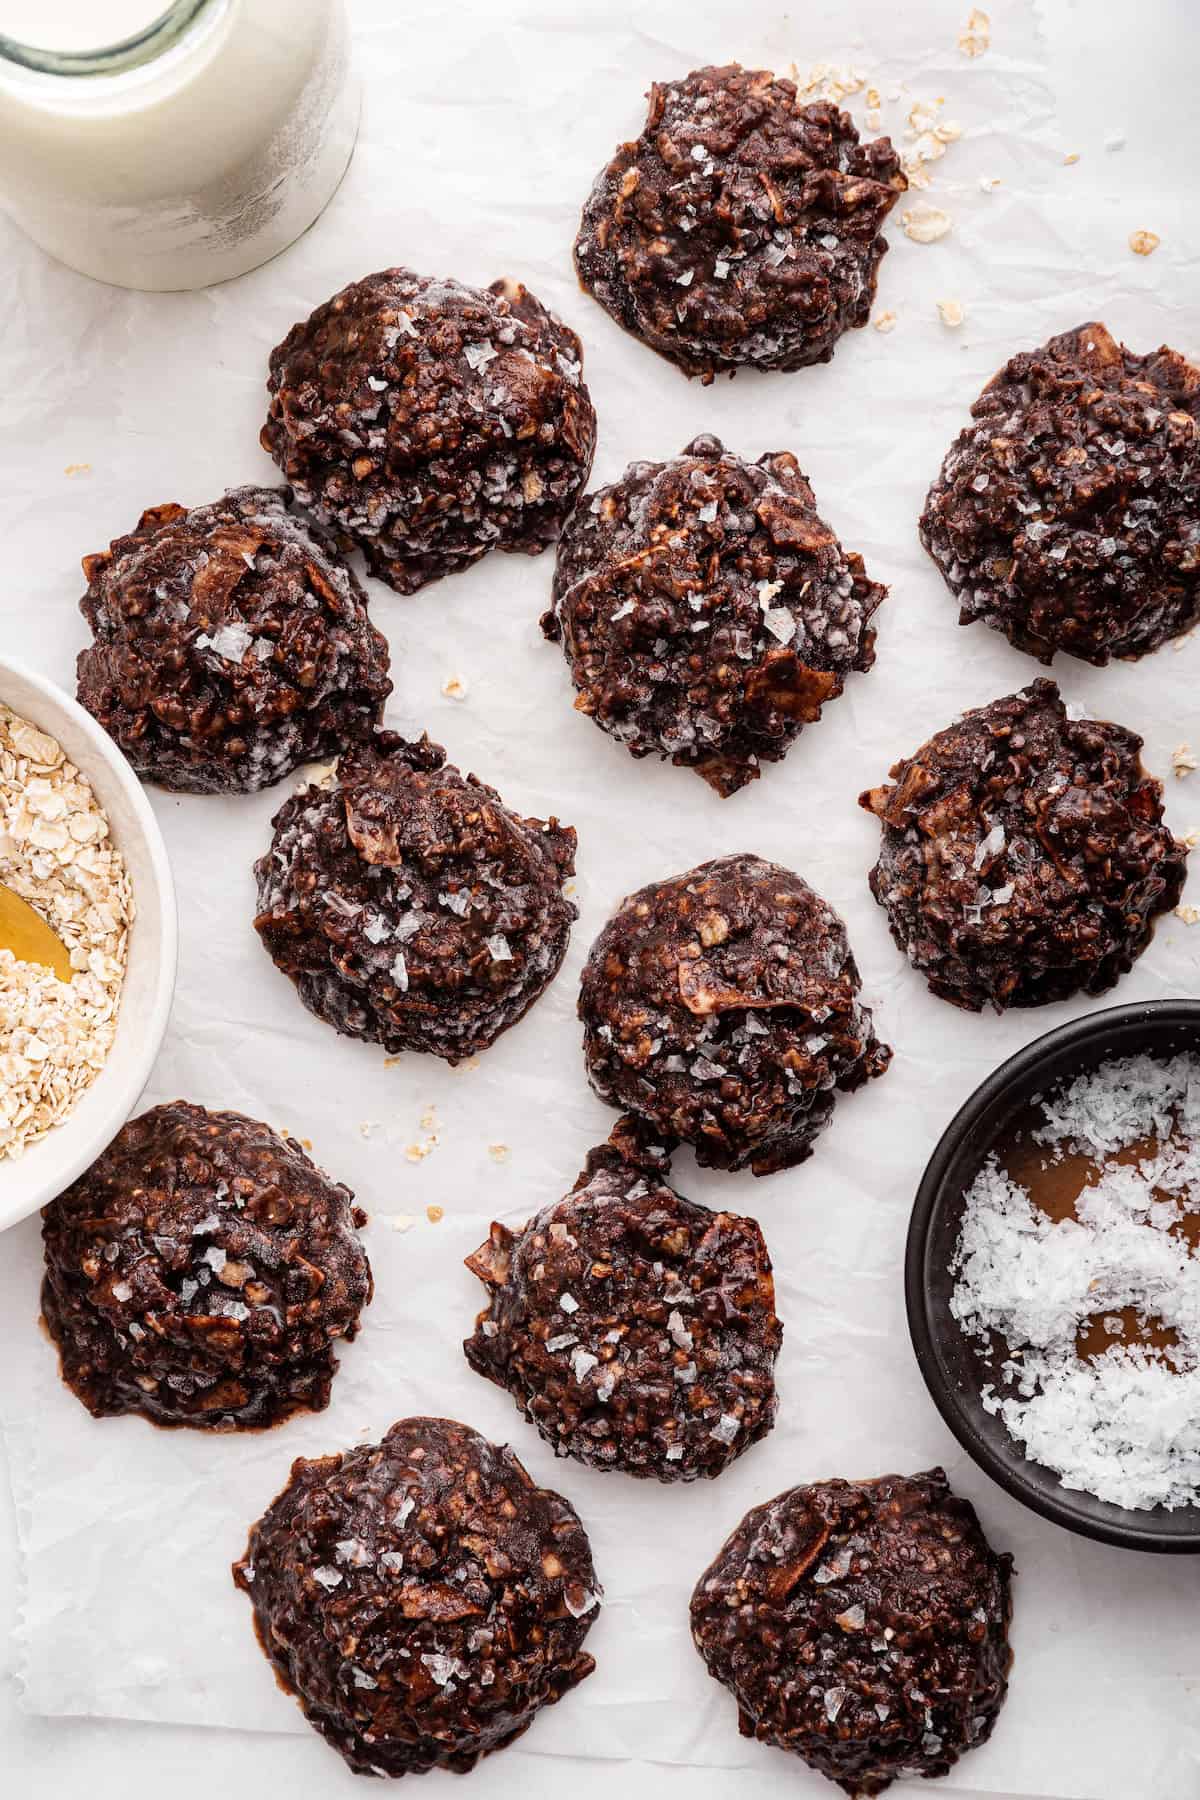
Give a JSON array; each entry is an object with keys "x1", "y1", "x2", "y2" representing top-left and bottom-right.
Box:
[
  {"x1": 574, "y1": 64, "x2": 905, "y2": 381},
  {"x1": 921, "y1": 322, "x2": 1200, "y2": 664},
  {"x1": 464, "y1": 1116, "x2": 781, "y2": 1479},
  {"x1": 690, "y1": 1469, "x2": 1013, "y2": 1797},
  {"x1": 233, "y1": 1416, "x2": 599, "y2": 1776},
  {"x1": 76, "y1": 488, "x2": 391, "y2": 795},
  {"x1": 41, "y1": 1101, "x2": 371, "y2": 1428},
  {"x1": 579, "y1": 855, "x2": 891, "y2": 1175},
  {"x1": 255, "y1": 732, "x2": 576, "y2": 1062},
  {"x1": 860, "y1": 680, "x2": 1186, "y2": 1012},
  {"x1": 543, "y1": 434, "x2": 885, "y2": 795},
  {"x1": 262, "y1": 269, "x2": 597, "y2": 595}
]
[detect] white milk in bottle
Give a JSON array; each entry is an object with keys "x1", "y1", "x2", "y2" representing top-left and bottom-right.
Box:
[{"x1": 0, "y1": 0, "x2": 359, "y2": 289}]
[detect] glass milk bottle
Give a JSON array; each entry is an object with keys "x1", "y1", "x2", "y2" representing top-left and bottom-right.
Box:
[{"x1": 0, "y1": 1, "x2": 359, "y2": 289}]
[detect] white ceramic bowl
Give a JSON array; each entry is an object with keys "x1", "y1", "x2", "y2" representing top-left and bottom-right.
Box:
[{"x1": 0, "y1": 660, "x2": 177, "y2": 1231}]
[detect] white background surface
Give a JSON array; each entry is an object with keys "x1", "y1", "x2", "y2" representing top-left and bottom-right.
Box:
[{"x1": 1, "y1": 2, "x2": 1199, "y2": 1796}]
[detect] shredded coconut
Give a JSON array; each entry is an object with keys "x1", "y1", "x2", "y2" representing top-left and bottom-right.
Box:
[{"x1": 951, "y1": 1054, "x2": 1200, "y2": 1510}]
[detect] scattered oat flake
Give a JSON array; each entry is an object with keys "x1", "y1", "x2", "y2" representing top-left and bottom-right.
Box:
[
  {"x1": 1063, "y1": 152, "x2": 1080, "y2": 165},
  {"x1": 937, "y1": 298, "x2": 966, "y2": 328},
  {"x1": 488, "y1": 1143, "x2": 510, "y2": 1163},
  {"x1": 388, "y1": 1214, "x2": 416, "y2": 1233},
  {"x1": 788, "y1": 62, "x2": 867, "y2": 107},
  {"x1": 426, "y1": 1204, "x2": 444, "y2": 1223},
  {"x1": 1129, "y1": 229, "x2": 1160, "y2": 257},
  {"x1": 442, "y1": 674, "x2": 469, "y2": 701},
  {"x1": 902, "y1": 204, "x2": 952, "y2": 243},
  {"x1": 873, "y1": 310, "x2": 898, "y2": 334},
  {"x1": 1173, "y1": 743, "x2": 1197, "y2": 778},
  {"x1": 958, "y1": 8, "x2": 990, "y2": 56},
  {"x1": 1182, "y1": 830, "x2": 1200, "y2": 850},
  {"x1": 64, "y1": 462, "x2": 91, "y2": 478},
  {"x1": 1176, "y1": 905, "x2": 1200, "y2": 926}
]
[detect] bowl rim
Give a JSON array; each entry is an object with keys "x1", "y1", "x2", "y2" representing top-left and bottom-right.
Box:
[
  {"x1": 0, "y1": 658, "x2": 177, "y2": 1230},
  {"x1": 906, "y1": 998, "x2": 1200, "y2": 1555}
]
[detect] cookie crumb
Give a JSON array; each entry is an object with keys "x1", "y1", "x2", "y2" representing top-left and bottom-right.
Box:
[
  {"x1": 873, "y1": 310, "x2": 898, "y2": 334},
  {"x1": 442, "y1": 674, "x2": 469, "y2": 702},
  {"x1": 1129, "y1": 229, "x2": 1160, "y2": 257},
  {"x1": 1063, "y1": 152, "x2": 1080, "y2": 165},
  {"x1": 64, "y1": 462, "x2": 92, "y2": 478},
  {"x1": 937, "y1": 299, "x2": 966, "y2": 328},
  {"x1": 488, "y1": 1143, "x2": 510, "y2": 1163},
  {"x1": 389, "y1": 1214, "x2": 415, "y2": 1233},
  {"x1": 1176, "y1": 904, "x2": 1200, "y2": 926},
  {"x1": 426, "y1": 1204, "x2": 444, "y2": 1223},
  {"x1": 979, "y1": 175, "x2": 1002, "y2": 193},
  {"x1": 1173, "y1": 743, "x2": 1197, "y2": 778}
]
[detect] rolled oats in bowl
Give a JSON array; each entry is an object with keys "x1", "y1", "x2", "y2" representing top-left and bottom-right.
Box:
[{"x1": 0, "y1": 703, "x2": 132, "y2": 1158}]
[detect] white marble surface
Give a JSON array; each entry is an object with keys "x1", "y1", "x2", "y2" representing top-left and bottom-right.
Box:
[{"x1": 2, "y1": 2, "x2": 1199, "y2": 1796}]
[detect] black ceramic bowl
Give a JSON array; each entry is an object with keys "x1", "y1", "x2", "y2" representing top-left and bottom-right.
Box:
[{"x1": 907, "y1": 999, "x2": 1200, "y2": 1554}]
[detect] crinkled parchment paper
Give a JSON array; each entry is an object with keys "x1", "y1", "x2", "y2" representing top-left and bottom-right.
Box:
[{"x1": 1, "y1": 2, "x2": 1199, "y2": 1796}]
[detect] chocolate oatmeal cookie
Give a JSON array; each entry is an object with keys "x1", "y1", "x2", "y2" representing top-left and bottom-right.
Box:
[
  {"x1": 41, "y1": 1101, "x2": 370, "y2": 1429},
  {"x1": 76, "y1": 488, "x2": 390, "y2": 795},
  {"x1": 543, "y1": 434, "x2": 885, "y2": 795},
  {"x1": 262, "y1": 269, "x2": 597, "y2": 595},
  {"x1": 690, "y1": 1469, "x2": 1014, "y2": 1796},
  {"x1": 233, "y1": 1416, "x2": 599, "y2": 1776},
  {"x1": 860, "y1": 680, "x2": 1187, "y2": 1011},
  {"x1": 574, "y1": 64, "x2": 905, "y2": 381},
  {"x1": 255, "y1": 732, "x2": 576, "y2": 1062},
  {"x1": 579, "y1": 855, "x2": 890, "y2": 1175},
  {"x1": 921, "y1": 322, "x2": 1200, "y2": 664},
  {"x1": 464, "y1": 1116, "x2": 781, "y2": 1479}
]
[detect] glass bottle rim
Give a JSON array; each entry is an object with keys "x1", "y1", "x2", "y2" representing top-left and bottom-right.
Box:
[{"x1": 0, "y1": 1, "x2": 214, "y2": 77}]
